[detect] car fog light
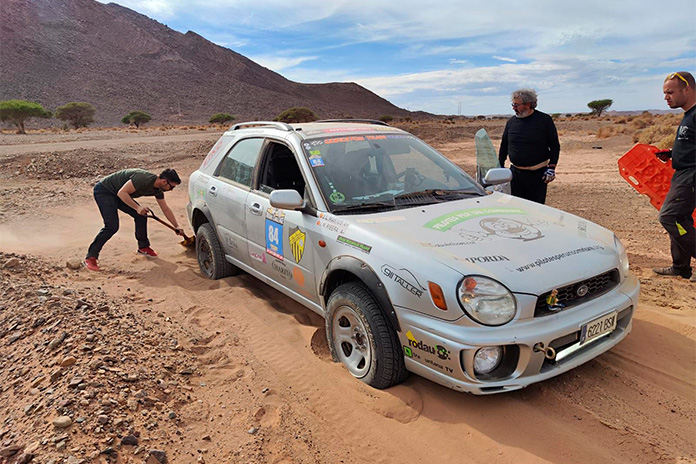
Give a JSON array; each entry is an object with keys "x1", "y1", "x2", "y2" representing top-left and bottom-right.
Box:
[{"x1": 474, "y1": 346, "x2": 502, "y2": 375}]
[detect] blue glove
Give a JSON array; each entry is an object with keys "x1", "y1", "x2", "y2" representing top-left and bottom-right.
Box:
[{"x1": 543, "y1": 168, "x2": 556, "y2": 183}]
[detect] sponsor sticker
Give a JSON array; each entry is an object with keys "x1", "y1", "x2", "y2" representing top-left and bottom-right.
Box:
[
  {"x1": 272, "y1": 260, "x2": 293, "y2": 280},
  {"x1": 265, "y1": 207, "x2": 285, "y2": 260},
  {"x1": 250, "y1": 251, "x2": 267, "y2": 263},
  {"x1": 424, "y1": 208, "x2": 526, "y2": 231},
  {"x1": 336, "y1": 235, "x2": 372, "y2": 254},
  {"x1": 381, "y1": 265, "x2": 425, "y2": 297},
  {"x1": 288, "y1": 227, "x2": 306, "y2": 263},
  {"x1": 309, "y1": 155, "x2": 325, "y2": 167}
]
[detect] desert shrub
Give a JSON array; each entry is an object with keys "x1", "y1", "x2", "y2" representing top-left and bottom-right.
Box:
[
  {"x1": 275, "y1": 107, "x2": 317, "y2": 123},
  {"x1": 378, "y1": 115, "x2": 394, "y2": 123},
  {"x1": 55, "y1": 102, "x2": 95, "y2": 129},
  {"x1": 0, "y1": 99, "x2": 52, "y2": 134},
  {"x1": 209, "y1": 113, "x2": 235, "y2": 124},
  {"x1": 121, "y1": 111, "x2": 152, "y2": 128},
  {"x1": 633, "y1": 123, "x2": 676, "y2": 148}
]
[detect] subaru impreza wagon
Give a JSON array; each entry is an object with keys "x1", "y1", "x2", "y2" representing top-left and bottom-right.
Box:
[{"x1": 186, "y1": 120, "x2": 639, "y2": 394}]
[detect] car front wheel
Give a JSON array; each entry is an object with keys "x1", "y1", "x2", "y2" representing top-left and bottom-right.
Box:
[
  {"x1": 195, "y1": 223, "x2": 237, "y2": 279},
  {"x1": 326, "y1": 282, "x2": 407, "y2": 389}
]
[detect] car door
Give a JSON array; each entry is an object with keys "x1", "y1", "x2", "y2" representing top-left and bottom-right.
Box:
[
  {"x1": 245, "y1": 140, "x2": 319, "y2": 302},
  {"x1": 206, "y1": 137, "x2": 264, "y2": 267}
]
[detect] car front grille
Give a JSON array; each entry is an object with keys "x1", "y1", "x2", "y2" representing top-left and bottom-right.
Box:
[{"x1": 535, "y1": 269, "x2": 620, "y2": 317}]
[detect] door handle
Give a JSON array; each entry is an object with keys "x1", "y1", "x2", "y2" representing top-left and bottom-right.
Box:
[
  {"x1": 249, "y1": 203, "x2": 263, "y2": 215},
  {"x1": 208, "y1": 185, "x2": 217, "y2": 197}
]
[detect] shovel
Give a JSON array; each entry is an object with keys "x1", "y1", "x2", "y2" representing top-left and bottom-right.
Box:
[{"x1": 147, "y1": 211, "x2": 195, "y2": 248}]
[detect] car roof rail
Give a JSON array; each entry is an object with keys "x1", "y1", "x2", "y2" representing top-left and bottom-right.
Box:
[
  {"x1": 230, "y1": 121, "x2": 294, "y2": 131},
  {"x1": 313, "y1": 119, "x2": 389, "y2": 126}
]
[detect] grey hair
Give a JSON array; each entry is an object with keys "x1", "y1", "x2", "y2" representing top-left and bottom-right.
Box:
[{"x1": 511, "y1": 89, "x2": 538, "y2": 109}]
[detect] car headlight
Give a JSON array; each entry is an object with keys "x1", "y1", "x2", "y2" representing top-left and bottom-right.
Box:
[
  {"x1": 614, "y1": 235, "x2": 629, "y2": 279},
  {"x1": 457, "y1": 276, "x2": 516, "y2": 326}
]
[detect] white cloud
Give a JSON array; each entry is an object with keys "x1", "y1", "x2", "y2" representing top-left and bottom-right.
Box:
[
  {"x1": 248, "y1": 55, "x2": 320, "y2": 72},
  {"x1": 449, "y1": 59, "x2": 469, "y2": 65},
  {"x1": 493, "y1": 56, "x2": 517, "y2": 63}
]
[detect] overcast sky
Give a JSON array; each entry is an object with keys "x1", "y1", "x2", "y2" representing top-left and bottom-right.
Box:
[{"x1": 99, "y1": 0, "x2": 695, "y2": 116}]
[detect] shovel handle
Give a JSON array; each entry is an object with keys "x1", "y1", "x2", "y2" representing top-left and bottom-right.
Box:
[{"x1": 147, "y1": 212, "x2": 178, "y2": 232}]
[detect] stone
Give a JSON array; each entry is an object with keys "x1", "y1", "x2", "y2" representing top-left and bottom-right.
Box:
[
  {"x1": 66, "y1": 259, "x2": 82, "y2": 270},
  {"x1": 0, "y1": 445, "x2": 22, "y2": 457},
  {"x1": 60, "y1": 356, "x2": 77, "y2": 367},
  {"x1": 148, "y1": 450, "x2": 167, "y2": 463},
  {"x1": 121, "y1": 435, "x2": 138, "y2": 446},
  {"x1": 53, "y1": 416, "x2": 72, "y2": 428}
]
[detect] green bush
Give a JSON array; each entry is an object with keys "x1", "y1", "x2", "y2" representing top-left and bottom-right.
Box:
[
  {"x1": 209, "y1": 113, "x2": 235, "y2": 124},
  {"x1": 378, "y1": 115, "x2": 394, "y2": 123},
  {"x1": 121, "y1": 111, "x2": 152, "y2": 128},
  {"x1": 0, "y1": 99, "x2": 52, "y2": 134},
  {"x1": 55, "y1": 102, "x2": 96, "y2": 129},
  {"x1": 274, "y1": 107, "x2": 317, "y2": 123},
  {"x1": 587, "y1": 99, "x2": 613, "y2": 117}
]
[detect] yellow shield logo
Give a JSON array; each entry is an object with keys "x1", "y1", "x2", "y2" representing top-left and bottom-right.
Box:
[{"x1": 289, "y1": 227, "x2": 306, "y2": 263}]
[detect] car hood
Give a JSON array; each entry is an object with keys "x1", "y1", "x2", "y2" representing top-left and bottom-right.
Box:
[{"x1": 347, "y1": 193, "x2": 618, "y2": 293}]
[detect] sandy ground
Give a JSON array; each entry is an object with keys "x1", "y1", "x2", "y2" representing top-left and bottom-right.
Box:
[{"x1": 0, "y1": 121, "x2": 694, "y2": 464}]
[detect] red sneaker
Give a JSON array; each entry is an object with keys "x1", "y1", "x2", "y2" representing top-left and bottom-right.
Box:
[
  {"x1": 84, "y1": 257, "x2": 100, "y2": 271},
  {"x1": 137, "y1": 246, "x2": 158, "y2": 257}
]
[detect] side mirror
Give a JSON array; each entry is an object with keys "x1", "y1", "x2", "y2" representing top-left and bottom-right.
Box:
[
  {"x1": 270, "y1": 189, "x2": 305, "y2": 210},
  {"x1": 482, "y1": 168, "x2": 512, "y2": 186}
]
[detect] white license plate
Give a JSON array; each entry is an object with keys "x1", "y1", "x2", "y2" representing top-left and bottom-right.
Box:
[{"x1": 580, "y1": 311, "x2": 617, "y2": 345}]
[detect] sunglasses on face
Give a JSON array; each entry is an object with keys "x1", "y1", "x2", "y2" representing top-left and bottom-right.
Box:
[
  {"x1": 668, "y1": 72, "x2": 690, "y2": 87},
  {"x1": 164, "y1": 179, "x2": 176, "y2": 189},
  {"x1": 511, "y1": 102, "x2": 528, "y2": 108}
]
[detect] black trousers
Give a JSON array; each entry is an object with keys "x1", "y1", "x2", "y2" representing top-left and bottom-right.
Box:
[
  {"x1": 86, "y1": 183, "x2": 149, "y2": 259},
  {"x1": 510, "y1": 166, "x2": 548, "y2": 204},
  {"x1": 659, "y1": 168, "x2": 696, "y2": 273}
]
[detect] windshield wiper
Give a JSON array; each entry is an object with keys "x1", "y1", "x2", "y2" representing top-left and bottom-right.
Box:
[
  {"x1": 332, "y1": 201, "x2": 396, "y2": 214},
  {"x1": 394, "y1": 189, "x2": 483, "y2": 202}
]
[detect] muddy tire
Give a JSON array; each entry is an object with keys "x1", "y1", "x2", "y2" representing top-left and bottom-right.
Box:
[
  {"x1": 196, "y1": 223, "x2": 237, "y2": 279},
  {"x1": 326, "y1": 282, "x2": 408, "y2": 389}
]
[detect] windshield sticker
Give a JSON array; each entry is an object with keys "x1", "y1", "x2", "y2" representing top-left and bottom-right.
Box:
[
  {"x1": 424, "y1": 207, "x2": 526, "y2": 231},
  {"x1": 336, "y1": 235, "x2": 372, "y2": 254},
  {"x1": 309, "y1": 155, "x2": 325, "y2": 167},
  {"x1": 201, "y1": 138, "x2": 224, "y2": 169},
  {"x1": 288, "y1": 227, "x2": 306, "y2": 263},
  {"x1": 515, "y1": 246, "x2": 604, "y2": 272},
  {"x1": 365, "y1": 135, "x2": 387, "y2": 141},
  {"x1": 356, "y1": 216, "x2": 406, "y2": 224},
  {"x1": 479, "y1": 217, "x2": 543, "y2": 241},
  {"x1": 324, "y1": 136, "x2": 366, "y2": 144},
  {"x1": 381, "y1": 265, "x2": 425, "y2": 298},
  {"x1": 329, "y1": 191, "x2": 346, "y2": 203}
]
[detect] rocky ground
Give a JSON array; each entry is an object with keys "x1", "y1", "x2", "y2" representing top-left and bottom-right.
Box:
[{"x1": 0, "y1": 121, "x2": 694, "y2": 464}]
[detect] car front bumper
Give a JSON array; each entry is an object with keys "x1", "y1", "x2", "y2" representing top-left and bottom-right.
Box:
[{"x1": 397, "y1": 274, "x2": 640, "y2": 394}]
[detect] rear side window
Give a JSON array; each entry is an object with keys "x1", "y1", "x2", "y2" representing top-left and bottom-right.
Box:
[{"x1": 216, "y1": 138, "x2": 264, "y2": 186}]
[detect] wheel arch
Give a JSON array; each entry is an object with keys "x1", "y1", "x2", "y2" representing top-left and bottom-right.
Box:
[
  {"x1": 191, "y1": 204, "x2": 213, "y2": 233},
  {"x1": 320, "y1": 256, "x2": 401, "y2": 333}
]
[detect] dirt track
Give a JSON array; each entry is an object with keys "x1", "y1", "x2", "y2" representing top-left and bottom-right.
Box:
[{"x1": 0, "y1": 122, "x2": 694, "y2": 464}]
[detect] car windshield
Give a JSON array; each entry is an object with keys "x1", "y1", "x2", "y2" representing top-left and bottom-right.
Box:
[{"x1": 301, "y1": 133, "x2": 483, "y2": 213}]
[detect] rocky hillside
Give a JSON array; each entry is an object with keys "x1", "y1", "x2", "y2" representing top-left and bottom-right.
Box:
[{"x1": 0, "y1": 0, "x2": 413, "y2": 125}]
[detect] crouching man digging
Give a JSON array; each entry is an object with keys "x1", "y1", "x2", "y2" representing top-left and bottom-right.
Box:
[{"x1": 84, "y1": 168, "x2": 184, "y2": 271}]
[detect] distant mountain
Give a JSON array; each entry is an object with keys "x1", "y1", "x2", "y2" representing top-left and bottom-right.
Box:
[{"x1": 0, "y1": 0, "x2": 414, "y2": 125}]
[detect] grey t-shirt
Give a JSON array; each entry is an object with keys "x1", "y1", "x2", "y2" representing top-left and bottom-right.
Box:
[{"x1": 99, "y1": 169, "x2": 164, "y2": 199}]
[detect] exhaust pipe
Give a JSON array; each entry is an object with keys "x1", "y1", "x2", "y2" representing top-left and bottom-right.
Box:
[{"x1": 533, "y1": 342, "x2": 557, "y2": 361}]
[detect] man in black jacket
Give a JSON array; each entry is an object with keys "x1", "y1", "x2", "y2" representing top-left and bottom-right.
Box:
[
  {"x1": 653, "y1": 71, "x2": 696, "y2": 282},
  {"x1": 499, "y1": 88, "x2": 560, "y2": 204}
]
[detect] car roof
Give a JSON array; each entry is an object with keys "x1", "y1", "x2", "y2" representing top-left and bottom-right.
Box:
[{"x1": 225, "y1": 120, "x2": 407, "y2": 140}]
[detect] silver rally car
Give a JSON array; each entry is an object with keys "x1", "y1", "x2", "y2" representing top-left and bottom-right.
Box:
[{"x1": 186, "y1": 120, "x2": 639, "y2": 394}]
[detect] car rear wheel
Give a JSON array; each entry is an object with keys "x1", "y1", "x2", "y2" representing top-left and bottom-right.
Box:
[
  {"x1": 196, "y1": 223, "x2": 237, "y2": 279},
  {"x1": 326, "y1": 282, "x2": 407, "y2": 389}
]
